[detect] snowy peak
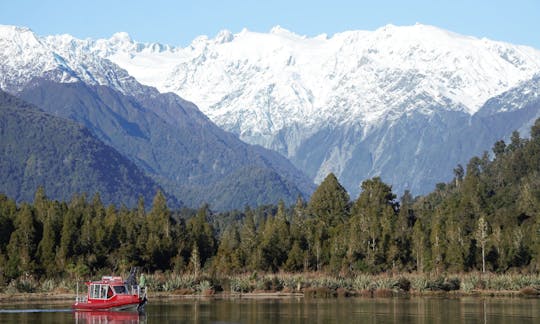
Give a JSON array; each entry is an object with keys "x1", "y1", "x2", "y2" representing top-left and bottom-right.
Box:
[
  {"x1": 4, "y1": 23, "x2": 539, "y2": 137},
  {"x1": 269, "y1": 25, "x2": 304, "y2": 39},
  {"x1": 214, "y1": 29, "x2": 234, "y2": 44},
  {"x1": 0, "y1": 24, "x2": 146, "y2": 96},
  {"x1": 0, "y1": 25, "x2": 41, "y2": 46},
  {"x1": 0, "y1": 25, "x2": 74, "y2": 92},
  {"x1": 110, "y1": 31, "x2": 133, "y2": 44},
  {"x1": 91, "y1": 23, "x2": 540, "y2": 126}
]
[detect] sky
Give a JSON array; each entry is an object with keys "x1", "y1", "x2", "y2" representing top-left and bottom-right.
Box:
[{"x1": 0, "y1": 0, "x2": 539, "y2": 49}]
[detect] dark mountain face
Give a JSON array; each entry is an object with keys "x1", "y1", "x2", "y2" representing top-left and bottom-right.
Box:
[
  {"x1": 18, "y1": 78, "x2": 315, "y2": 210},
  {"x1": 0, "y1": 90, "x2": 164, "y2": 207}
]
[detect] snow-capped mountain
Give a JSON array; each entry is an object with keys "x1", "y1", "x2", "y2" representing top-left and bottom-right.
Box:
[
  {"x1": 3, "y1": 23, "x2": 540, "y2": 198},
  {"x1": 0, "y1": 24, "x2": 315, "y2": 210},
  {"x1": 0, "y1": 25, "x2": 147, "y2": 97},
  {"x1": 84, "y1": 24, "x2": 540, "y2": 123},
  {"x1": 72, "y1": 23, "x2": 540, "y2": 196}
]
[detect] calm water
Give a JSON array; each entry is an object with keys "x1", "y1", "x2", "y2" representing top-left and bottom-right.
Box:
[{"x1": 0, "y1": 297, "x2": 538, "y2": 323}]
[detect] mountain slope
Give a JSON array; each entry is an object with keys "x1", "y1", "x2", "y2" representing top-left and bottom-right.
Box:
[
  {"x1": 3, "y1": 23, "x2": 540, "y2": 199},
  {"x1": 0, "y1": 90, "x2": 163, "y2": 207},
  {"x1": 73, "y1": 24, "x2": 540, "y2": 196},
  {"x1": 0, "y1": 25, "x2": 315, "y2": 210},
  {"x1": 18, "y1": 79, "x2": 314, "y2": 210}
]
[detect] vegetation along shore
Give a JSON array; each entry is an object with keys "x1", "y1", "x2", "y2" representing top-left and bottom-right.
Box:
[{"x1": 1, "y1": 120, "x2": 539, "y2": 299}]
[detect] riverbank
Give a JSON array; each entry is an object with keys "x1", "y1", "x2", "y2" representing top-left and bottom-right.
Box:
[{"x1": 1, "y1": 272, "x2": 539, "y2": 302}]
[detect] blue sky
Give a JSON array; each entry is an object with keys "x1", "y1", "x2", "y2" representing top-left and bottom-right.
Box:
[{"x1": 1, "y1": 0, "x2": 539, "y2": 48}]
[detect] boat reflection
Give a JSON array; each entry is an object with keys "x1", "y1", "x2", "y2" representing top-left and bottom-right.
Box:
[{"x1": 74, "y1": 310, "x2": 145, "y2": 324}]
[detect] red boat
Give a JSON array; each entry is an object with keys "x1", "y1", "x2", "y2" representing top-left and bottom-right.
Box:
[{"x1": 72, "y1": 275, "x2": 147, "y2": 312}]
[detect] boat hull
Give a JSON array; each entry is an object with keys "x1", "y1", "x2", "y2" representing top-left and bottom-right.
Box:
[{"x1": 73, "y1": 295, "x2": 144, "y2": 312}]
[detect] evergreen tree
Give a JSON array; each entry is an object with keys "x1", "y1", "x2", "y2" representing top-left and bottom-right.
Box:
[
  {"x1": 57, "y1": 194, "x2": 86, "y2": 273},
  {"x1": 238, "y1": 208, "x2": 259, "y2": 270},
  {"x1": 253, "y1": 203, "x2": 289, "y2": 270},
  {"x1": 349, "y1": 177, "x2": 397, "y2": 272},
  {"x1": 213, "y1": 224, "x2": 241, "y2": 274},
  {"x1": 307, "y1": 173, "x2": 350, "y2": 228},
  {"x1": 37, "y1": 203, "x2": 62, "y2": 276},
  {"x1": 493, "y1": 140, "x2": 507, "y2": 158},
  {"x1": 187, "y1": 204, "x2": 216, "y2": 268},
  {"x1": 285, "y1": 241, "x2": 305, "y2": 271},
  {"x1": 307, "y1": 173, "x2": 350, "y2": 270},
  {"x1": 430, "y1": 210, "x2": 445, "y2": 274},
  {"x1": 0, "y1": 194, "x2": 16, "y2": 258},
  {"x1": 394, "y1": 190, "x2": 415, "y2": 270},
  {"x1": 6, "y1": 204, "x2": 38, "y2": 278},
  {"x1": 290, "y1": 196, "x2": 309, "y2": 270},
  {"x1": 144, "y1": 190, "x2": 174, "y2": 270}
]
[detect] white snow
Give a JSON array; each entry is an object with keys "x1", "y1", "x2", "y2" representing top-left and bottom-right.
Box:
[
  {"x1": 61, "y1": 23, "x2": 540, "y2": 148},
  {"x1": 2, "y1": 23, "x2": 540, "y2": 158}
]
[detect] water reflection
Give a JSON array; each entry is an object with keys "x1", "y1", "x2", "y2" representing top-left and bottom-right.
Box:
[
  {"x1": 145, "y1": 297, "x2": 539, "y2": 324},
  {"x1": 0, "y1": 297, "x2": 538, "y2": 323},
  {"x1": 74, "y1": 310, "x2": 144, "y2": 324}
]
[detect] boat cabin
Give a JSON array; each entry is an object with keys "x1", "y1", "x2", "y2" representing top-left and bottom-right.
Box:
[
  {"x1": 73, "y1": 275, "x2": 146, "y2": 311},
  {"x1": 88, "y1": 276, "x2": 131, "y2": 299}
]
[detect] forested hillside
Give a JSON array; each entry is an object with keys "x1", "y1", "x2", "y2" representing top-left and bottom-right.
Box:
[
  {"x1": 1, "y1": 120, "x2": 539, "y2": 283},
  {"x1": 0, "y1": 90, "x2": 164, "y2": 207}
]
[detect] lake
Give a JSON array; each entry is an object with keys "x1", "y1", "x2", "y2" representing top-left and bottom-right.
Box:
[{"x1": 0, "y1": 296, "x2": 538, "y2": 323}]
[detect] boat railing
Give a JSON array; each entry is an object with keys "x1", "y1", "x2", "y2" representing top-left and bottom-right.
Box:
[
  {"x1": 75, "y1": 295, "x2": 88, "y2": 303},
  {"x1": 127, "y1": 284, "x2": 147, "y2": 298}
]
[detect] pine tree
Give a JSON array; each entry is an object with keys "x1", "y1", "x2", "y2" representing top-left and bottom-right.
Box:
[
  {"x1": 307, "y1": 173, "x2": 350, "y2": 228},
  {"x1": 307, "y1": 173, "x2": 350, "y2": 270},
  {"x1": 6, "y1": 204, "x2": 38, "y2": 278},
  {"x1": 394, "y1": 191, "x2": 414, "y2": 270},
  {"x1": 0, "y1": 194, "x2": 16, "y2": 257},
  {"x1": 57, "y1": 207, "x2": 82, "y2": 272},
  {"x1": 144, "y1": 190, "x2": 174, "y2": 270},
  {"x1": 213, "y1": 224, "x2": 241, "y2": 274},
  {"x1": 285, "y1": 241, "x2": 305, "y2": 271},
  {"x1": 239, "y1": 208, "x2": 259, "y2": 270},
  {"x1": 350, "y1": 177, "x2": 397, "y2": 272},
  {"x1": 37, "y1": 203, "x2": 62, "y2": 276},
  {"x1": 187, "y1": 204, "x2": 216, "y2": 268}
]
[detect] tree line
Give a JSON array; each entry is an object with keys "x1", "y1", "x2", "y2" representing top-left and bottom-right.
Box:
[{"x1": 1, "y1": 120, "x2": 539, "y2": 282}]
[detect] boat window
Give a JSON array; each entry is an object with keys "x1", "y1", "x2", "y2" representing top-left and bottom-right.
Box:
[
  {"x1": 113, "y1": 285, "x2": 128, "y2": 294},
  {"x1": 90, "y1": 285, "x2": 100, "y2": 299},
  {"x1": 89, "y1": 284, "x2": 111, "y2": 299}
]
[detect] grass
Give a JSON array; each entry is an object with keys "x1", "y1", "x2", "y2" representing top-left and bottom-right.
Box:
[{"x1": 1, "y1": 271, "x2": 539, "y2": 297}]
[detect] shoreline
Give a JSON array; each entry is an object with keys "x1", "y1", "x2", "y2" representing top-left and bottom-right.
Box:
[{"x1": 0, "y1": 289, "x2": 536, "y2": 304}]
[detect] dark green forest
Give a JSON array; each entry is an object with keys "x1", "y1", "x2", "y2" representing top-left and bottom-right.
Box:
[
  {"x1": 1, "y1": 119, "x2": 539, "y2": 284},
  {"x1": 0, "y1": 90, "x2": 163, "y2": 208}
]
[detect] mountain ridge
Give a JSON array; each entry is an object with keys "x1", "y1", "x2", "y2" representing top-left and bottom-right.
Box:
[
  {"x1": 2, "y1": 23, "x2": 540, "y2": 198},
  {"x1": 69, "y1": 23, "x2": 540, "y2": 195},
  {"x1": 0, "y1": 25, "x2": 315, "y2": 210}
]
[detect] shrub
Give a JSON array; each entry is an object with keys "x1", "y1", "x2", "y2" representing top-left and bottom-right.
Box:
[
  {"x1": 197, "y1": 280, "x2": 214, "y2": 295},
  {"x1": 394, "y1": 277, "x2": 411, "y2": 292}
]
